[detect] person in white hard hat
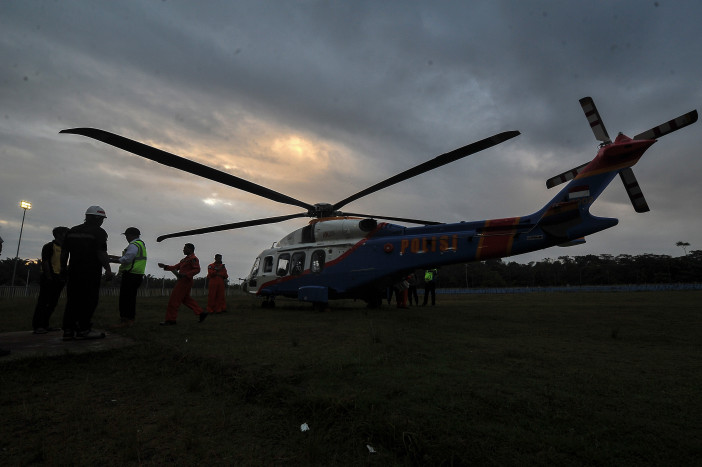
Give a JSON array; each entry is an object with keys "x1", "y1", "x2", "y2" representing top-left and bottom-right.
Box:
[{"x1": 60, "y1": 205, "x2": 115, "y2": 340}]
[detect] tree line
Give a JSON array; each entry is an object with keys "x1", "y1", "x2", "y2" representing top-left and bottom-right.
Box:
[
  {"x1": 1, "y1": 251, "x2": 700, "y2": 289},
  {"x1": 436, "y1": 251, "x2": 702, "y2": 288}
]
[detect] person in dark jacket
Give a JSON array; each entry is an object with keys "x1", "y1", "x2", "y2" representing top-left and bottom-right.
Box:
[
  {"x1": 32, "y1": 226, "x2": 69, "y2": 334},
  {"x1": 61, "y1": 206, "x2": 114, "y2": 340}
]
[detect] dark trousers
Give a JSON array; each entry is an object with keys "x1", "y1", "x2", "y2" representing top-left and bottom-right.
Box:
[
  {"x1": 408, "y1": 286, "x2": 419, "y2": 306},
  {"x1": 422, "y1": 282, "x2": 436, "y2": 306},
  {"x1": 32, "y1": 274, "x2": 65, "y2": 329},
  {"x1": 63, "y1": 271, "x2": 101, "y2": 332},
  {"x1": 119, "y1": 272, "x2": 143, "y2": 320}
]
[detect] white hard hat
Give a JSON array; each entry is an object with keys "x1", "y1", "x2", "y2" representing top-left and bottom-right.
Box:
[{"x1": 85, "y1": 205, "x2": 107, "y2": 218}]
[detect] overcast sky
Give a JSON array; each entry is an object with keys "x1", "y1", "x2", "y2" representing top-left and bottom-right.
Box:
[{"x1": 1, "y1": 0, "x2": 700, "y2": 280}]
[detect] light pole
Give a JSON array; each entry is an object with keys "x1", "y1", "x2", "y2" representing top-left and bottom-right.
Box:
[{"x1": 11, "y1": 200, "x2": 32, "y2": 289}]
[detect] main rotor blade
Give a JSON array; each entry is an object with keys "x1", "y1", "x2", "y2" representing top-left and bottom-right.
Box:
[
  {"x1": 156, "y1": 213, "x2": 307, "y2": 242},
  {"x1": 60, "y1": 128, "x2": 315, "y2": 211},
  {"x1": 633, "y1": 110, "x2": 698, "y2": 140},
  {"x1": 332, "y1": 130, "x2": 520, "y2": 211},
  {"x1": 579, "y1": 97, "x2": 611, "y2": 143},
  {"x1": 339, "y1": 212, "x2": 442, "y2": 225}
]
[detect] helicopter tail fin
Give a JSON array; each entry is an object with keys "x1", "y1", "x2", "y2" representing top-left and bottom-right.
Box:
[{"x1": 532, "y1": 165, "x2": 621, "y2": 242}]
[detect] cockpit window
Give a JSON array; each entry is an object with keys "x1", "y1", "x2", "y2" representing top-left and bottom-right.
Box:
[
  {"x1": 276, "y1": 253, "x2": 290, "y2": 276},
  {"x1": 249, "y1": 257, "x2": 261, "y2": 278},
  {"x1": 263, "y1": 256, "x2": 273, "y2": 273}
]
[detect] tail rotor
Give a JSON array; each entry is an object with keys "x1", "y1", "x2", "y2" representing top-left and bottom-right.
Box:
[{"x1": 547, "y1": 97, "x2": 697, "y2": 213}]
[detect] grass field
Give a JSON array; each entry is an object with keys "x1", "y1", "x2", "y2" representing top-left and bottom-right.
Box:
[{"x1": 1, "y1": 291, "x2": 701, "y2": 465}]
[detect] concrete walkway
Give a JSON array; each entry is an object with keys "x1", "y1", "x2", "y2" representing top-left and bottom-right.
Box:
[{"x1": 0, "y1": 329, "x2": 135, "y2": 361}]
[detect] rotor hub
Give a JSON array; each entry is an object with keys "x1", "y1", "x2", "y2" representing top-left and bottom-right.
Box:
[{"x1": 310, "y1": 203, "x2": 337, "y2": 218}]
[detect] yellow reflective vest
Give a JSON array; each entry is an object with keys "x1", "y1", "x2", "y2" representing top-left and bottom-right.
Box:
[{"x1": 119, "y1": 239, "x2": 147, "y2": 275}]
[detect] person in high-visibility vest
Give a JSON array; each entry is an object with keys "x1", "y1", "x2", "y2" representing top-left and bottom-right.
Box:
[
  {"x1": 158, "y1": 243, "x2": 207, "y2": 325},
  {"x1": 109, "y1": 227, "x2": 147, "y2": 328},
  {"x1": 422, "y1": 268, "x2": 438, "y2": 306},
  {"x1": 206, "y1": 254, "x2": 228, "y2": 314}
]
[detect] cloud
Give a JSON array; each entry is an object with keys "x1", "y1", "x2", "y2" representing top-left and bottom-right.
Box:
[{"x1": 1, "y1": 0, "x2": 700, "y2": 279}]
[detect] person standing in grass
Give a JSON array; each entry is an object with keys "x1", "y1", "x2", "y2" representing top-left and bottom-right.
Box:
[
  {"x1": 61, "y1": 205, "x2": 114, "y2": 340},
  {"x1": 158, "y1": 243, "x2": 207, "y2": 325},
  {"x1": 422, "y1": 267, "x2": 438, "y2": 306},
  {"x1": 109, "y1": 227, "x2": 147, "y2": 328},
  {"x1": 206, "y1": 253, "x2": 228, "y2": 314},
  {"x1": 32, "y1": 226, "x2": 69, "y2": 334}
]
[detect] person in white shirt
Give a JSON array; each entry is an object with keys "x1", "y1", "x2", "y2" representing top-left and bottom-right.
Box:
[{"x1": 109, "y1": 227, "x2": 147, "y2": 328}]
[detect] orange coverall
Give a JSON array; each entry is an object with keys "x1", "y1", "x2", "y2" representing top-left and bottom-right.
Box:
[
  {"x1": 163, "y1": 253, "x2": 203, "y2": 321},
  {"x1": 206, "y1": 262, "x2": 228, "y2": 313}
]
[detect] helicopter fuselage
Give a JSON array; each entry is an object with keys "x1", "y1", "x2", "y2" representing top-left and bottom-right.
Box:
[
  {"x1": 243, "y1": 133, "x2": 667, "y2": 304},
  {"x1": 243, "y1": 208, "x2": 613, "y2": 304}
]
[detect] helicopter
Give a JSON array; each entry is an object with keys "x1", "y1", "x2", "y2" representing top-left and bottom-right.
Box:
[{"x1": 60, "y1": 96, "x2": 697, "y2": 307}]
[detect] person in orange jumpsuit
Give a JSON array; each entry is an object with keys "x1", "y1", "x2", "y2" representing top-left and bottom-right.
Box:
[
  {"x1": 207, "y1": 253, "x2": 228, "y2": 314},
  {"x1": 157, "y1": 243, "x2": 207, "y2": 325}
]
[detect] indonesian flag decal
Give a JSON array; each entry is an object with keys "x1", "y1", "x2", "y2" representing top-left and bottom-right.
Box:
[{"x1": 568, "y1": 185, "x2": 590, "y2": 200}]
